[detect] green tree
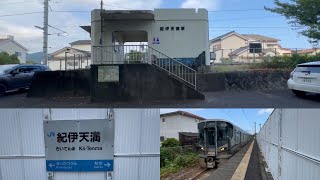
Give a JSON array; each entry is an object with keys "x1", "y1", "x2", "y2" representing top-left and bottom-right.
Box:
[
  {"x1": 0, "y1": 52, "x2": 20, "y2": 65},
  {"x1": 126, "y1": 50, "x2": 146, "y2": 61},
  {"x1": 265, "y1": 0, "x2": 320, "y2": 44},
  {"x1": 161, "y1": 138, "x2": 181, "y2": 147}
]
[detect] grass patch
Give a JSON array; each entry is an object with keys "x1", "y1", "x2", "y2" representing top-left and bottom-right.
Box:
[
  {"x1": 160, "y1": 138, "x2": 199, "y2": 178},
  {"x1": 160, "y1": 152, "x2": 199, "y2": 178}
]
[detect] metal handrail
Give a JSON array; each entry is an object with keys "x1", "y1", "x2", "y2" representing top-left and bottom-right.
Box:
[{"x1": 92, "y1": 45, "x2": 197, "y2": 89}]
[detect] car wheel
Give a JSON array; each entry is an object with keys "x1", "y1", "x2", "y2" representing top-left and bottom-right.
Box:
[
  {"x1": 0, "y1": 84, "x2": 7, "y2": 97},
  {"x1": 292, "y1": 90, "x2": 306, "y2": 97}
]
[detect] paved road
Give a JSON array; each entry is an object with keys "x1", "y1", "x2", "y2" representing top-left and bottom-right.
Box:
[{"x1": 0, "y1": 89, "x2": 319, "y2": 108}]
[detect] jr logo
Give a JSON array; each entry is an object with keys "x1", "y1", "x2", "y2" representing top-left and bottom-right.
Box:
[{"x1": 47, "y1": 132, "x2": 55, "y2": 137}]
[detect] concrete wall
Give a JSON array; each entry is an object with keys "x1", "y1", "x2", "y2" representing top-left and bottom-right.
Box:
[
  {"x1": 91, "y1": 9, "x2": 210, "y2": 65},
  {"x1": 28, "y1": 70, "x2": 91, "y2": 97},
  {"x1": 160, "y1": 114, "x2": 202, "y2": 140},
  {"x1": 90, "y1": 64, "x2": 205, "y2": 102},
  {"x1": 0, "y1": 40, "x2": 27, "y2": 63},
  {"x1": 257, "y1": 109, "x2": 320, "y2": 180},
  {"x1": 196, "y1": 70, "x2": 290, "y2": 92}
]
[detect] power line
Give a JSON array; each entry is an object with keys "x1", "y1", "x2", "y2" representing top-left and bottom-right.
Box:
[
  {"x1": 208, "y1": 9, "x2": 265, "y2": 12},
  {"x1": 209, "y1": 26, "x2": 289, "y2": 29},
  {"x1": 0, "y1": 12, "x2": 43, "y2": 17}
]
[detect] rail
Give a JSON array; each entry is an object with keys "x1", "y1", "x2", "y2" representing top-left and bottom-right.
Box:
[{"x1": 93, "y1": 45, "x2": 197, "y2": 89}]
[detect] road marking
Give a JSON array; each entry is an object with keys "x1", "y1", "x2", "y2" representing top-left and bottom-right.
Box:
[{"x1": 230, "y1": 141, "x2": 254, "y2": 180}]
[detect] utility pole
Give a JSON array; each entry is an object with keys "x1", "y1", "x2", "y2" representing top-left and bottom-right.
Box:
[
  {"x1": 254, "y1": 122, "x2": 256, "y2": 135},
  {"x1": 43, "y1": 0, "x2": 49, "y2": 65},
  {"x1": 259, "y1": 124, "x2": 261, "y2": 131}
]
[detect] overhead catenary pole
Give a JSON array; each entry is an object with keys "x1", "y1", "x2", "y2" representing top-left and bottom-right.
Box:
[
  {"x1": 259, "y1": 124, "x2": 261, "y2": 131},
  {"x1": 254, "y1": 122, "x2": 256, "y2": 135},
  {"x1": 42, "y1": 0, "x2": 49, "y2": 65}
]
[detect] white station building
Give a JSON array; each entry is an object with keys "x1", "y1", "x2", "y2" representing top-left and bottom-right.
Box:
[{"x1": 85, "y1": 9, "x2": 210, "y2": 66}]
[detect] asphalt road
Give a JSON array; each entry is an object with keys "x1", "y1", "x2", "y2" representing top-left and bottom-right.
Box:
[{"x1": 0, "y1": 89, "x2": 320, "y2": 108}]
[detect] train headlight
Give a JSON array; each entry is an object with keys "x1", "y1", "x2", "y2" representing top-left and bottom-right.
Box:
[
  {"x1": 220, "y1": 147, "x2": 224, "y2": 151},
  {"x1": 201, "y1": 147, "x2": 204, "y2": 151}
]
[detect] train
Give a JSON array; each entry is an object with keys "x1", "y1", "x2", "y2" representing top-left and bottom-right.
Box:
[{"x1": 197, "y1": 119, "x2": 253, "y2": 168}]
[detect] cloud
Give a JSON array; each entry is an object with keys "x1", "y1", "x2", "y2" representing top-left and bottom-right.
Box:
[
  {"x1": 0, "y1": 0, "x2": 162, "y2": 53},
  {"x1": 181, "y1": 0, "x2": 219, "y2": 10},
  {"x1": 257, "y1": 109, "x2": 274, "y2": 116}
]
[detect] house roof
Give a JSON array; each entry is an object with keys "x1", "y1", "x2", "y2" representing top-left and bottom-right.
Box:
[
  {"x1": 297, "y1": 48, "x2": 319, "y2": 54},
  {"x1": 50, "y1": 46, "x2": 91, "y2": 58},
  {"x1": 160, "y1": 110, "x2": 206, "y2": 120},
  {"x1": 210, "y1": 31, "x2": 280, "y2": 43},
  {"x1": 178, "y1": 132, "x2": 198, "y2": 137},
  {"x1": 0, "y1": 38, "x2": 28, "y2": 51},
  {"x1": 70, "y1": 40, "x2": 91, "y2": 45},
  {"x1": 242, "y1": 34, "x2": 279, "y2": 42}
]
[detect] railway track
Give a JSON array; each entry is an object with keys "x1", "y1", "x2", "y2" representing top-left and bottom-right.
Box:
[{"x1": 190, "y1": 169, "x2": 209, "y2": 180}]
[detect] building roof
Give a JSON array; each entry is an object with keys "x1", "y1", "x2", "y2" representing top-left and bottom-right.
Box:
[
  {"x1": 242, "y1": 34, "x2": 279, "y2": 42},
  {"x1": 160, "y1": 111, "x2": 206, "y2": 120},
  {"x1": 178, "y1": 132, "x2": 198, "y2": 137},
  {"x1": 70, "y1": 40, "x2": 91, "y2": 45},
  {"x1": 0, "y1": 38, "x2": 28, "y2": 51},
  {"x1": 210, "y1": 31, "x2": 280, "y2": 43},
  {"x1": 297, "y1": 48, "x2": 319, "y2": 54},
  {"x1": 50, "y1": 46, "x2": 91, "y2": 59}
]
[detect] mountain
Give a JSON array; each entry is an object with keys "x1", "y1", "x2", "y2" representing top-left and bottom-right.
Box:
[{"x1": 26, "y1": 52, "x2": 43, "y2": 64}]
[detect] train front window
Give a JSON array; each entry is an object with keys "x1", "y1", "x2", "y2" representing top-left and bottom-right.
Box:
[
  {"x1": 207, "y1": 130, "x2": 215, "y2": 145},
  {"x1": 217, "y1": 122, "x2": 233, "y2": 141}
]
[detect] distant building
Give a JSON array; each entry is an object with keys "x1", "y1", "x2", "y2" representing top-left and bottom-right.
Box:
[
  {"x1": 48, "y1": 40, "x2": 91, "y2": 70},
  {"x1": 297, "y1": 48, "x2": 320, "y2": 56},
  {"x1": 0, "y1": 35, "x2": 28, "y2": 64},
  {"x1": 210, "y1": 31, "x2": 291, "y2": 63},
  {"x1": 160, "y1": 111, "x2": 205, "y2": 141}
]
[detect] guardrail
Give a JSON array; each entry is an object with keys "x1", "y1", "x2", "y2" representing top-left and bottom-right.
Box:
[{"x1": 93, "y1": 45, "x2": 197, "y2": 89}]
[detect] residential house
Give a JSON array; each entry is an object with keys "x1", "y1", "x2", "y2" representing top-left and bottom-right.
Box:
[
  {"x1": 0, "y1": 35, "x2": 28, "y2": 64},
  {"x1": 210, "y1": 31, "x2": 291, "y2": 63},
  {"x1": 160, "y1": 111, "x2": 205, "y2": 142},
  {"x1": 297, "y1": 48, "x2": 320, "y2": 56},
  {"x1": 48, "y1": 40, "x2": 91, "y2": 70}
]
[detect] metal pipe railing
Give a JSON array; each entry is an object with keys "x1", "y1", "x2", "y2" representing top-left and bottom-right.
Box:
[{"x1": 93, "y1": 45, "x2": 197, "y2": 89}]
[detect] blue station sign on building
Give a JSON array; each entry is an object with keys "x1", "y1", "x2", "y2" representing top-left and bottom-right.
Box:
[{"x1": 44, "y1": 119, "x2": 114, "y2": 172}]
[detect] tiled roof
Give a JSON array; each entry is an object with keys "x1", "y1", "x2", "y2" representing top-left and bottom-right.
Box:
[
  {"x1": 70, "y1": 40, "x2": 91, "y2": 45},
  {"x1": 160, "y1": 110, "x2": 206, "y2": 120},
  {"x1": 241, "y1": 34, "x2": 279, "y2": 42}
]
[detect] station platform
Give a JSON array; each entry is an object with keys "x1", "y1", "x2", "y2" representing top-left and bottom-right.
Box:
[{"x1": 204, "y1": 139, "x2": 272, "y2": 180}]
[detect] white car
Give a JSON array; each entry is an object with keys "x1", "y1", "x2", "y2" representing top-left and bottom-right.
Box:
[{"x1": 288, "y1": 61, "x2": 320, "y2": 96}]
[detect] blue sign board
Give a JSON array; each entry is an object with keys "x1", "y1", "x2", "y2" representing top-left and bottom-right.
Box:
[{"x1": 46, "y1": 160, "x2": 113, "y2": 172}]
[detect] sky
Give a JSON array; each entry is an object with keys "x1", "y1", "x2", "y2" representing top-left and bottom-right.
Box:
[
  {"x1": 0, "y1": 0, "x2": 315, "y2": 53},
  {"x1": 160, "y1": 108, "x2": 274, "y2": 134}
]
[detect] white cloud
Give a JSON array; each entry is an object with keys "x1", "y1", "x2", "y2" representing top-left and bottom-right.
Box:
[
  {"x1": 0, "y1": 0, "x2": 162, "y2": 53},
  {"x1": 181, "y1": 0, "x2": 219, "y2": 10},
  {"x1": 257, "y1": 109, "x2": 274, "y2": 116}
]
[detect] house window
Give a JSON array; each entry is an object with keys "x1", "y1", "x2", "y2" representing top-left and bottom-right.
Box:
[
  {"x1": 67, "y1": 61, "x2": 79, "y2": 67},
  {"x1": 249, "y1": 43, "x2": 262, "y2": 53},
  {"x1": 160, "y1": 136, "x2": 165, "y2": 142},
  {"x1": 15, "y1": 52, "x2": 21, "y2": 57},
  {"x1": 160, "y1": 27, "x2": 164, "y2": 31},
  {"x1": 162, "y1": 118, "x2": 165, "y2": 122}
]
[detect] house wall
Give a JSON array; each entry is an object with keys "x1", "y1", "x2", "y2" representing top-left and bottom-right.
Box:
[
  {"x1": 220, "y1": 35, "x2": 247, "y2": 51},
  {"x1": 0, "y1": 40, "x2": 27, "y2": 63},
  {"x1": 48, "y1": 59, "x2": 92, "y2": 70},
  {"x1": 160, "y1": 114, "x2": 202, "y2": 140},
  {"x1": 91, "y1": 9, "x2": 210, "y2": 65}
]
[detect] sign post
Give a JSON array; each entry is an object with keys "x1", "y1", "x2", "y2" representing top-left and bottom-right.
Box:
[{"x1": 44, "y1": 119, "x2": 114, "y2": 172}]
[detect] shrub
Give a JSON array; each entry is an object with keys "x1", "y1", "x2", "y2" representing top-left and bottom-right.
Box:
[{"x1": 161, "y1": 138, "x2": 181, "y2": 147}]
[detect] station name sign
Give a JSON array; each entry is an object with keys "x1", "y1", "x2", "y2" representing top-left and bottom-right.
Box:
[{"x1": 44, "y1": 119, "x2": 114, "y2": 172}]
